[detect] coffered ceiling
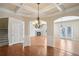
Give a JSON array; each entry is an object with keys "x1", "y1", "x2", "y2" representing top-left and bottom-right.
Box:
[{"x1": 0, "y1": 3, "x2": 79, "y2": 19}]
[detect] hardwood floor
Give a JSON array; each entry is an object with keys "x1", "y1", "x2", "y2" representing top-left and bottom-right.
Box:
[
  {"x1": 0, "y1": 44, "x2": 24, "y2": 56},
  {"x1": 0, "y1": 44, "x2": 79, "y2": 56},
  {"x1": 54, "y1": 38, "x2": 79, "y2": 56},
  {"x1": 0, "y1": 36, "x2": 79, "y2": 56},
  {"x1": 24, "y1": 46, "x2": 78, "y2": 56},
  {"x1": 30, "y1": 36, "x2": 47, "y2": 56}
]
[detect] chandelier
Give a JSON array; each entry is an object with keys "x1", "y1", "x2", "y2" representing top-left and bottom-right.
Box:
[{"x1": 33, "y1": 3, "x2": 44, "y2": 29}]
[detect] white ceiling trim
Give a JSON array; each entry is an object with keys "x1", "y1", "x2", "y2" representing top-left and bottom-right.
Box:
[
  {"x1": 54, "y1": 3, "x2": 65, "y2": 11},
  {"x1": 54, "y1": 16, "x2": 79, "y2": 23},
  {"x1": 0, "y1": 8, "x2": 30, "y2": 17},
  {"x1": 12, "y1": 3, "x2": 57, "y2": 15},
  {"x1": 40, "y1": 5, "x2": 79, "y2": 18},
  {"x1": 40, "y1": 4, "x2": 56, "y2": 13},
  {"x1": 12, "y1": 3, "x2": 37, "y2": 13}
]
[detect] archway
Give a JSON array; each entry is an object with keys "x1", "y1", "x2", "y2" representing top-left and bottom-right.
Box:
[
  {"x1": 53, "y1": 16, "x2": 79, "y2": 52},
  {"x1": 54, "y1": 16, "x2": 79, "y2": 40}
]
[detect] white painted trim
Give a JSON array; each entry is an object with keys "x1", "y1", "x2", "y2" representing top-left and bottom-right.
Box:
[
  {"x1": 54, "y1": 16, "x2": 79, "y2": 23},
  {"x1": 9, "y1": 42, "x2": 23, "y2": 46}
]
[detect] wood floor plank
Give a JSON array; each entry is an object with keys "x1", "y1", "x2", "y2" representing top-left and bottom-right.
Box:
[
  {"x1": 0, "y1": 36, "x2": 79, "y2": 56},
  {"x1": 0, "y1": 44, "x2": 78, "y2": 56}
]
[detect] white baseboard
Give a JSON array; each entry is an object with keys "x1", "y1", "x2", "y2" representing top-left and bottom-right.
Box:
[{"x1": 9, "y1": 41, "x2": 23, "y2": 46}]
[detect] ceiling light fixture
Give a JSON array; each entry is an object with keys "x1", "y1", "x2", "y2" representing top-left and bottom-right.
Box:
[{"x1": 33, "y1": 3, "x2": 44, "y2": 29}]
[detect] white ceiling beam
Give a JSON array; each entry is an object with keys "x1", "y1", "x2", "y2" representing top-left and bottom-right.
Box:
[
  {"x1": 40, "y1": 5, "x2": 79, "y2": 18},
  {"x1": 1, "y1": 3, "x2": 79, "y2": 19},
  {"x1": 40, "y1": 4, "x2": 56, "y2": 13},
  {"x1": 0, "y1": 7, "x2": 31, "y2": 17},
  {"x1": 54, "y1": 3, "x2": 65, "y2": 11},
  {"x1": 12, "y1": 3, "x2": 37, "y2": 13},
  {"x1": 11, "y1": 3, "x2": 58, "y2": 18},
  {"x1": 14, "y1": 4, "x2": 23, "y2": 13},
  {"x1": 11, "y1": 4, "x2": 35, "y2": 17},
  {"x1": 12, "y1": 3, "x2": 57, "y2": 16}
]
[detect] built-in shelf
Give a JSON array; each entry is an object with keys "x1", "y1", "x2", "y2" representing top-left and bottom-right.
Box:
[
  {"x1": 0, "y1": 28, "x2": 8, "y2": 32},
  {"x1": 0, "y1": 31, "x2": 8, "y2": 41},
  {"x1": 0, "y1": 38, "x2": 8, "y2": 39},
  {"x1": 0, "y1": 28, "x2": 8, "y2": 30}
]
